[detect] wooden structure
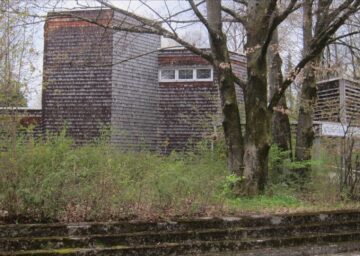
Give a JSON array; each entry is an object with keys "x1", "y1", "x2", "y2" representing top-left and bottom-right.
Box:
[{"x1": 315, "y1": 78, "x2": 360, "y2": 127}]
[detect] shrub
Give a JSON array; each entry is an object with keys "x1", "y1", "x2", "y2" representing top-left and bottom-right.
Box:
[
  {"x1": 0, "y1": 132, "x2": 228, "y2": 221},
  {"x1": 1, "y1": 132, "x2": 358, "y2": 223}
]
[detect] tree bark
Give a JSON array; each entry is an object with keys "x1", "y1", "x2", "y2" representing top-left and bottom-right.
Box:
[
  {"x1": 206, "y1": 0, "x2": 244, "y2": 174},
  {"x1": 239, "y1": 0, "x2": 273, "y2": 195},
  {"x1": 295, "y1": 62, "x2": 317, "y2": 178},
  {"x1": 267, "y1": 29, "x2": 292, "y2": 154},
  {"x1": 243, "y1": 55, "x2": 271, "y2": 195},
  {"x1": 295, "y1": 0, "x2": 328, "y2": 179}
]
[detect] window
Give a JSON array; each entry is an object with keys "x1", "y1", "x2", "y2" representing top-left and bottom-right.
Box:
[
  {"x1": 196, "y1": 69, "x2": 212, "y2": 79},
  {"x1": 178, "y1": 69, "x2": 193, "y2": 80},
  {"x1": 160, "y1": 69, "x2": 175, "y2": 80},
  {"x1": 159, "y1": 67, "x2": 213, "y2": 82}
]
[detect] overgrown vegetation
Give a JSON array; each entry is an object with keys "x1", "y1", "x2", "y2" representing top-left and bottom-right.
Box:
[
  {"x1": 0, "y1": 131, "x2": 359, "y2": 223},
  {"x1": 0, "y1": 132, "x2": 230, "y2": 222}
]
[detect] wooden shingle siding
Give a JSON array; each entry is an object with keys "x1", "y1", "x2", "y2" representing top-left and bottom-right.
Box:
[
  {"x1": 158, "y1": 50, "x2": 246, "y2": 152},
  {"x1": 42, "y1": 10, "x2": 247, "y2": 151},
  {"x1": 158, "y1": 50, "x2": 210, "y2": 66},
  {"x1": 111, "y1": 29, "x2": 161, "y2": 150},
  {"x1": 159, "y1": 81, "x2": 219, "y2": 152},
  {"x1": 43, "y1": 10, "x2": 113, "y2": 144},
  {"x1": 230, "y1": 52, "x2": 246, "y2": 122}
]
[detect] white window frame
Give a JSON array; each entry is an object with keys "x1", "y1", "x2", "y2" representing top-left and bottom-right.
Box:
[{"x1": 159, "y1": 67, "x2": 213, "y2": 82}]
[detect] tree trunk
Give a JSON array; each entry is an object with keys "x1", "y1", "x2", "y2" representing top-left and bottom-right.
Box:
[
  {"x1": 267, "y1": 29, "x2": 292, "y2": 154},
  {"x1": 242, "y1": 53, "x2": 271, "y2": 195},
  {"x1": 217, "y1": 65, "x2": 244, "y2": 174},
  {"x1": 233, "y1": 0, "x2": 275, "y2": 195},
  {"x1": 295, "y1": 61, "x2": 317, "y2": 178},
  {"x1": 295, "y1": 0, "x2": 320, "y2": 180},
  {"x1": 206, "y1": 0, "x2": 244, "y2": 174}
]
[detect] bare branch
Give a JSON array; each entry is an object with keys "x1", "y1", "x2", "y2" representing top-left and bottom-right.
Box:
[
  {"x1": 233, "y1": 0, "x2": 248, "y2": 6},
  {"x1": 188, "y1": 0, "x2": 214, "y2": 35},
  {"x1": 260, "y1": 0, "x2": 300, "y2": 60},
  {"x1": 329, "y1": 0, "x2": 357, "y2": 21},
  {"x1": 94, "y1": 0, "x2": 213, "y2": 63},
  {"x1": 221, "y1": 5, "x2": 247, "y2": 26},
  {"x1": 268, "y1": 0, "x2": 360, "y2": 110},
  {"x1": 331, "y1": 41, "x2": 360, "y2": 54},
  {"x1": 232, "y1": 73, "x2": 246, "y2": 90},
  {"x1": 328, "y1": 30, "x2": 360, "y2": 44}
]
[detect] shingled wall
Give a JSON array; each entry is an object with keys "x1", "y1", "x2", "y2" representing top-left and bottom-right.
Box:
[
  {"x1": 43, "y1": 10, "x2": 113, "y2": 143},
  {"x1": 158, "y1": 49, "x2": 246, "y2": 152},
  {"x1": 43, "y1": 10, "x2": 161, "y2": 148},
  {"x1": 42, "y1": 10, "x2": 247, "y2": 151},
  {"x1": 111, "y1": 12, "x2": 161, "y2": 150}
]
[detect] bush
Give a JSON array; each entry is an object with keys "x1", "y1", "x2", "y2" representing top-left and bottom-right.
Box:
[{"x1": 0, "y1": 132, "x2": 228, "y2": 221}]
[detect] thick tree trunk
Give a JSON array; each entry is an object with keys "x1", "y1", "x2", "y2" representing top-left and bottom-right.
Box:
[
  {"x1": 233, "y1": 0, "x2": 275, "y2": 195},
  {"x1": 242, "y1": 53, "x2": 271, "y2": 195},
  {"x1": 206, "y1": 0, "x2": 244, "y2": 174},
  {"x1": 217, "y1": 65, "x2": 244, "y2": 174}
]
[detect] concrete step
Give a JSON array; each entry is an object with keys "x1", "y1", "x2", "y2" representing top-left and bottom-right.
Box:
[
  {"x1": 2, "y1": 210, "x2": 360, "y2": 256},
  {"x1": 1, "y1": 220, "x2": 360, "y2": 252},
  {"x1": 2, "y1": 231, "x2": 360, "y2": 256},
  {"x1": 198, "y1": 240, "x2": 360, "y2": 256},
  {"x1": 1, "y1": 210, "x2": 360, "y2": 239}
]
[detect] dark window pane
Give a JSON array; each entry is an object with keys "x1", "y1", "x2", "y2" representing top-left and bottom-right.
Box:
[
  {"x1": 196, "y1": 69, "x2": 211, "y2": 79},
  {"x1": 179, "y1": 69, "x2": 193, "y2": 79},
  {"x1": 161, "y1": 70, "x2": 175, "y2": 80}
]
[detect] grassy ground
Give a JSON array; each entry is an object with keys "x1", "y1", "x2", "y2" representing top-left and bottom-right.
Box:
[{"x1": 0, "y1": 133, "x2": 359, "y2": 223}]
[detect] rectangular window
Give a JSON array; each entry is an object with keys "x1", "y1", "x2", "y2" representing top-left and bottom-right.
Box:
[
  {"x1": 178, "y1": 69, "x2": 193, "y2": 80},
  {"x1": 196, "y1": 69, "x2": 212, "y2": 79},
  {"x1": 160, "y1": 69, "x2": 175, "y2": 80}
]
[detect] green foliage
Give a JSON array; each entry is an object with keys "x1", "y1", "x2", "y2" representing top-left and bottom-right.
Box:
[
  {"x1": 269, "y1": 144, "x2": 316, "y2": 172},
  {"x1": 227, "y1": 194, "x2": 302, "y2": 212},
  {"x1": 268, "y1": 144, "x2": 321, "y2": 184},
  {"x1": 0, "y1": 132, "x2": 229, "y2": 221},
  {"x1": 1, "y1": 133, "x2": 358, "y2": 222},
  {"x1": 220, "y1": 174, "x2": 245, "y2": 199}
]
